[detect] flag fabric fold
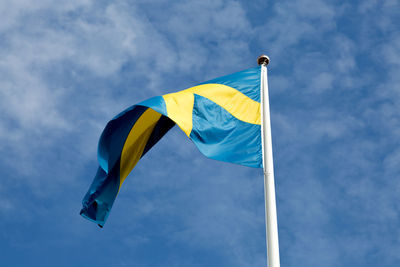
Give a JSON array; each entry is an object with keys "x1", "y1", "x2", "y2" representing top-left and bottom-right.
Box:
[{"x1": 81, "y1": 66, "x2": 262, "y2": 226}]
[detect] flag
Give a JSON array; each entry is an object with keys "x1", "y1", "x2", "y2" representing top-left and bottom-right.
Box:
[{"x1": 80, "y1": 66, "x2": 262, "y2": 227}]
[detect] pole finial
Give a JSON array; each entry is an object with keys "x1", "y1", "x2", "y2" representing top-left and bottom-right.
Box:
[{"x1": 257, "y1": 55, "x2": 270, "y2": 66}]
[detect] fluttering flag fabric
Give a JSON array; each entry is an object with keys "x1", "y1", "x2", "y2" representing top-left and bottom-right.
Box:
[{"x1": 80, "y1": 66, "x2": 262, "y2": 226}]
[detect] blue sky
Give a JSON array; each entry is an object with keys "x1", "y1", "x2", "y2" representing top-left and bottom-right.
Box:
[{"x1": 0, "y1": 0, "x2": 399, "y2": 266}]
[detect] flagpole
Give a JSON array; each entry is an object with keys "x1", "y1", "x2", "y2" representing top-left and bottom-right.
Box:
[{"x1": 258, "y1": 55, "x2": 280, "y2": 267}]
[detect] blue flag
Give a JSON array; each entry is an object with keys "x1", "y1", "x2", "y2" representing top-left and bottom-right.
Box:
[{"x1": 80, "y1": 66, "x2": 262, "y2": 226}]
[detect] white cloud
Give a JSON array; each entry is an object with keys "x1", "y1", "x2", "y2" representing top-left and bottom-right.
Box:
[{"x1": 0, "y1": 0, "x2": 255, "y2": 188}]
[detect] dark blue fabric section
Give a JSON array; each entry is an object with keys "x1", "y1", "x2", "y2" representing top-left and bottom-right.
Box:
[
  {"x1": 82, "y1": 105, "x2": 149, "y2": 227},
  {"x1": 190, "y1": 95, "x2": 262, "y2": 168},
  {"x1": 80, "y1": 164, "x2": 120, "y2": 227},
  {"x1": 82, "y1": 103, "x2": 175, "y2": 226},
  {"x1": 97, "y1": 105, "x2": 147, "y2": 173},
  {"x1": 200, "y1": 66, "x2": 261, "y2": 102},
  {"x1": 141, "y1": 114, "x2": 175, "y2": 157}
]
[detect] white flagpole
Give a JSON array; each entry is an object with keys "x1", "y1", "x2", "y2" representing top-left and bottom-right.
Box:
[{"x1": 258, "y1": 55, "x2": 280, "y2": 267}]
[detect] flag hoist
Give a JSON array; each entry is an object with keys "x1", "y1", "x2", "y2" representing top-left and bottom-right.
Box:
[{"x1": 80, "y1": 55, "x2": 280, "y2": 266}]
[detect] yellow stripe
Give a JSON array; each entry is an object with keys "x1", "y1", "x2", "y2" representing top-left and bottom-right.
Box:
[
  {"x1": 119, "y1": 108, "x2": 161, "y2": 187},
  {"x1": 163, "y1": 83, "x2": 260, "y2": 136},
  {"x1": 187, "y1": 84, "x2": 261, "y2": 125},
  {"x1": 162, "y1": 92, "x2": 194, "y2": 136}
]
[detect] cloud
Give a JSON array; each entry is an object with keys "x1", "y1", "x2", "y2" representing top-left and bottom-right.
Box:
[{"x1": 0, "y1": 0, "x2": 257, "y2": 203}]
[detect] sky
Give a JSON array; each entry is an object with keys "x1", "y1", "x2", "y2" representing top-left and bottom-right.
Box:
[{"x1": 0, "y1": 0, "x2": 399, "y2": 266}]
